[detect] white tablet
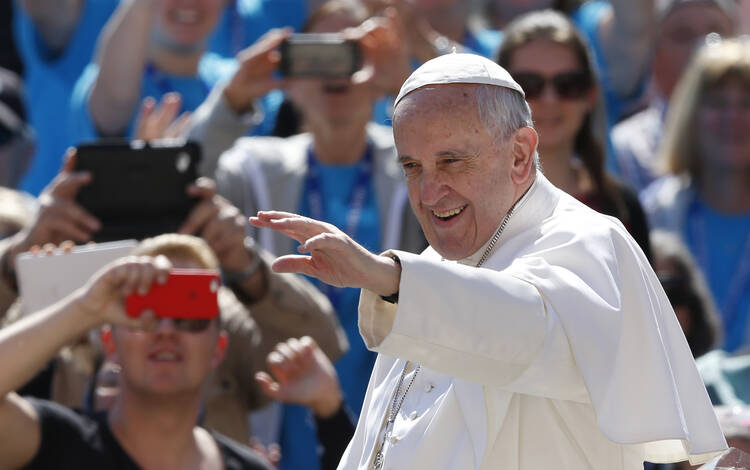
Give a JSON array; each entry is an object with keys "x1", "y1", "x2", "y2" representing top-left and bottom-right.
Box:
[{"x1": 16, "y1": 240, "x2": 137, "y2": 315}]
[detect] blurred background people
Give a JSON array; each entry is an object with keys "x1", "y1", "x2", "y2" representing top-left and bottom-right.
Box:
[
  {"x1": 0, "y1": 251, "x2": 275, "y2": 470},
  {"x1": 642, "y1": 37, "x2": 750, "y2": 352},
  {"x1": 0, "y1": 68, "x2": 34, "y2": 190},
  {"x1": 612, "y1": 0, "x2": 736, "y2": 191},
  {"x1": 13, "y1": 0, "x2": 118, "y2": 195},
  {"x1": 209, "y1": 2, "x2": 427, "y2": 468},
  {"x1": 651, "y1": 230, "x2": 721, "y2": 358},
  {"x1": 497, "y1": 10, "x2": 652, "y2": 258},
  {"x1": 67, "y1": 0, "x2": 289, "y2": 148}
]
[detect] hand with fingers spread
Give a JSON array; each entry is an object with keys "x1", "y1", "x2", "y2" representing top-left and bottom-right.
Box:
[
  {"x1": 3, "y1": 150, "x2": 100, "y2": 283},
  {"x1": 249, "y1": 211, "x2": 401, "y2": 297},
  {"x1": 134, "y1": 92, "x2": 192, "y2": 141},
  {"x1": 223, "y1": 28, "x2": 292, "y2": 115},
  {"x1": 255, "y1": 336, "x2": 342, "y2": 418}
]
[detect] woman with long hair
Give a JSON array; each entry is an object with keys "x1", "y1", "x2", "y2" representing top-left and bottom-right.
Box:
[
  {"x1": 496, "y1": 9, "x2": 652, "y2": 259},
  {"x1": 642, "y1": 37, "x2": 750, "y2": 352}
]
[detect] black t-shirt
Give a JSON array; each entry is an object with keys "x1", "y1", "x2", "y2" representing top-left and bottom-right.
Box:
[{"x1": 23, "y1": 398, "x2": 272, "y2": 470}]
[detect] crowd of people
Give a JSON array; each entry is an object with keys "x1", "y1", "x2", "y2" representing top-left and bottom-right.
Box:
[{"x1": 0, "y1": 0, "x2": 749, "y2": 468}]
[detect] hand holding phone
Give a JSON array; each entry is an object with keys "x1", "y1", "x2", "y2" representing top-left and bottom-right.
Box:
[{"x1": 125, "y1": 269, "x2": 221, "y2": 319}]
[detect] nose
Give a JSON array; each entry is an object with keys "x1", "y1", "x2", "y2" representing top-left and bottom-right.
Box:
[
  {"x1": 419, "y1": 169, "x2": 450, "y2": 207},
  {"x1": 154, "y1": 317, "x2": 178, "y2": 335}
]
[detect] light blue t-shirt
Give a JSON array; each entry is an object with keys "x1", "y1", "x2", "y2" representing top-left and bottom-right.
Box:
[
  {"x1": 280, "y1": 152, "x2": 380, "y2": 470},
  {"x1": 209, "y1": 0, "x2": 309, "y2": 58},
  {"x1": 14, "y1": 0, "x2": 118, "y2": 194},
  {"x1": 684, "y1": 198, "x2": 750, "y2": 352},
  {"x1": 68, "y1": 53, "x2": 282, "y2": 145}
]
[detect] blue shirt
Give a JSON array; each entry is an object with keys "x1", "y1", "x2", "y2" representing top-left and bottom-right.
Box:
[
  {"x1": 68, "y1": 53, "x2": 282, "y2": 144},
  {"x1": 209, "y1": 0, "x2": 309, "y2": 58},
  {"x1": 684, "y1": 198, "x2": 750, "y2": 352},
  {"x1": 280, "y1": 155, "x2": 380, "y2": 470},
  {"x1": 14, "y1": 0, "x2": 118, "y2": 194}
]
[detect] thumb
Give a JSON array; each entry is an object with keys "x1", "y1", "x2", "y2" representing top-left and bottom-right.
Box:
[{"x1": 255, "y1": 372, "x2": 284, "y2": 401}]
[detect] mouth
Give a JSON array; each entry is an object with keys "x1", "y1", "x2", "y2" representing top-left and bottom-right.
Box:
[
  {"x1": 432, "y1": 205, "x2": 467, "y2": 222},
  {"x1": 171, "y1": 8, "x2": 201, "y2": 25},
  {"x1": 148, "y1": 350, "x2": 183, "y2": 363},
  {"x1": 322, "y1": 83, "x2": 349, "y2": 94}
]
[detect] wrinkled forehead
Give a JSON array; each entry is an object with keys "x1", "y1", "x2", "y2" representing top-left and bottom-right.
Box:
[{"x1": 393, "y1": 84, "x2": 480, "y2": 124}]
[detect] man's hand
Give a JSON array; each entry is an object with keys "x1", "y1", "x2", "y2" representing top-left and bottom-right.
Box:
[
  {"x1": 347, "y1": 7, "x2": 411, "y2": 96},
  {"x1": 5, "y1": 150, "x2": 100, "y2": 274},
  {"x1": 255, "y1": 336, "x2": 342, "y2": 418},
  {"x1": 75, "y1": 255, "x2": 172, "y2": 329},
  {"x1": 223, "y1": 28, "x2": 292, "y2": 115},
  {"x1": 134, "y1": 93, "x2": 192, "y2": 141},
  {"x1": 179, "y1": 178, "x2": 252, "y2": 273},
  {"x1": 249, "y1": 211, "x2": 400, "y2": 296}
]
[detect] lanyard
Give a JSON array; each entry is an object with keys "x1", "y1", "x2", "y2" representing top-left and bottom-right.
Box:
[
  {"x1": 688, "y1": 198, "x2": 750, "y2": 330},
  {"x1": 144, "y1": 63, "x2": 210, "y2": 99},
  {"x1": 304, "y1": 143, "x2": 373, "y2": 306}
]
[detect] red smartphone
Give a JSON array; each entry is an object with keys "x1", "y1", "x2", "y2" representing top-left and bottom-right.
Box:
[{"x1": 125, "y1": 269, "x2": 221, "y2": 319}]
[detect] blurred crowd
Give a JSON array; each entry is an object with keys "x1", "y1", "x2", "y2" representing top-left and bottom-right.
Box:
[{"x1": 0, "y1": 0, "x2": 749, "y2": 468}]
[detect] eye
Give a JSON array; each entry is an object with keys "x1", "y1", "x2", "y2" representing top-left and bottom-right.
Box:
[{"x1": 401, "y1": 161, "x2": 421, "y2": 175}]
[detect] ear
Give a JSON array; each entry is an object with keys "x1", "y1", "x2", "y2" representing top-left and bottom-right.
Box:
[
  {"x1": 510, "y1": 126, "x2": 538, "y2": 185},
  {"x1": 211, "y1": 331, "x2": 229, "y2": 369},
  {"x1": 585, "y1": 83, "x2": 599, "y2": 111}
]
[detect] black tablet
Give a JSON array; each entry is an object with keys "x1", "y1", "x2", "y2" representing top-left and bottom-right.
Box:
[{"x1": 74, "y1": 140, "x2": 202, "y2": 242}]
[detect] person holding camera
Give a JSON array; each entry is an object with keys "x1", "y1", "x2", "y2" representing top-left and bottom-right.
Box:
[
  {"x1": 0, "y1": 149, "x2": 348, "y2": 444},
  {"x1": 0, "y1": 236, "x2": 276, "y2": 469}
]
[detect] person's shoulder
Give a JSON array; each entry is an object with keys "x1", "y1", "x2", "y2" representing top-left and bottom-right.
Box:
[
  {"x1": 611, "y1": 105, "x2": 660, "y2": 143},
  {"x1": 219, "y1": 133, "x2": 311, "y2": 171},
  {"x1": 640, "y1": 174, "x2": 692, "y2": 214},
  {"x1": 211, "y1": 431, "x2": 273, "y2": 470}
]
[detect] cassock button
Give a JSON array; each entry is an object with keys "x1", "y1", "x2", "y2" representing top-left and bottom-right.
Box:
[
  {"x1": 424, "y1": 383, "x2": 434, "y2": 393},
  {"x1": 409, "y1": 411, "x2": 418, "y2": 420},
  {"x1": 389, "y1": 435, "x2": 399, "y2": 445}
]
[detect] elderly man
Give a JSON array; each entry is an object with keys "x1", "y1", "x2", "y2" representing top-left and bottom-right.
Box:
[{"x1": 250, "y1": 53, "x2": 727, "y2": 469}]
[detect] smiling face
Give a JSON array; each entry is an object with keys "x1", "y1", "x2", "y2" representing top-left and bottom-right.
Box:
[
  {"x1": 153, "y1": 0, "x2": 225, "y2": 52},
  {"x1": 393, "y1": 84, "x2": 536, "y2": 260},
  {"x1": 507, "y1": 39, "x2": 595, "y2": 156},
  {"x1": 113, "y1": 258, "x2": 224, "y2": 398}
]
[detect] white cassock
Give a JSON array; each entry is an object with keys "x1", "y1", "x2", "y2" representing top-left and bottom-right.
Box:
[{"x1": 339, "y1": 172, "x2": 726, "y2": 470}]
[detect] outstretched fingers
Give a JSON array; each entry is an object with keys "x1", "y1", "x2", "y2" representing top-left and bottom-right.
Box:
[{"x1": 250, "y1": 211, "x2": 335, "y2": 244}]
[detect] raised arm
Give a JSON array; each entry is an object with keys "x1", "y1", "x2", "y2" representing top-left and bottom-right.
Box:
[
  {"x1": 0, "y1": 256, "x2": 170, "y2": 470},
  {"x1": 597, "y1": 0, "x2": 656, "y2": 98},
  {"x1": 88, "y1": 0, "x2": 155, "y2": 136},
  {"x1": 18, "y1": 0, "x2": 83, "y2": 54}
]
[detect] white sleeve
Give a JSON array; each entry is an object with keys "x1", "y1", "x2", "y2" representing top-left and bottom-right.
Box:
[{"x1": 359, "y1": 250, "x2": 589, "y2": 403}]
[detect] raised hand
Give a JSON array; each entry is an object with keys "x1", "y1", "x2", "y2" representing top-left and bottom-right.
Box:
[
  {"x1": 76, "y1": 255, "x2": 172, "y2": 329},
  {"x1": 179, "y1": 178, "x2": 252, "y2": 274},
  {"x1": 249, "y1": 211, "x2": 400, "y2": 296},
  {"x1": 134, "y1": 92, "x2": 192, "y2": 141},
  {"x1": 255, "y1": 336, "x2": 342, "y2": 418}
]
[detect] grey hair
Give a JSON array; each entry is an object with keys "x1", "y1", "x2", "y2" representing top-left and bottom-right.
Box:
[{"x1": 475, "y1": 84, "x2": 539, "y2": 169}]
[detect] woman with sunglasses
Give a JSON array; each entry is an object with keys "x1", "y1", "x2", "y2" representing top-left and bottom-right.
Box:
[{"x1": 497, "y1": 10, "x2": 652, "y2": 260}]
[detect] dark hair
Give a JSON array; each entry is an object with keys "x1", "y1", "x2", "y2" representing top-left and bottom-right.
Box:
[{"x1": 496, "y1": 10, "x2": 626, "y2": 217}]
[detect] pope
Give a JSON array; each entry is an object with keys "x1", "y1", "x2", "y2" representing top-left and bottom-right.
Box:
[{"x1": 250, "y1": 53, "x2": 726, "y2": 469}]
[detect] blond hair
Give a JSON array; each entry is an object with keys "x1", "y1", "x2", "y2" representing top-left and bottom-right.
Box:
[
  {"x1": 131, "y1": 234, "x2": 219, "y2": 269},
  {"x1": 660, "y1": 37, "x2": 750, "y2": 179}
]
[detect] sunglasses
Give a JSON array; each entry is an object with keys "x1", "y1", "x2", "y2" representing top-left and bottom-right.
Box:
[
  {"x1": 511, "y1": 71, "x2": 592, "y2": 100},
  {"x1": 131, "y1": 317, "x2": 215, "y2": 333}
]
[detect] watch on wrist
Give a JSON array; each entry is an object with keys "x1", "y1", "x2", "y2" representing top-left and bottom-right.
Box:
[
  {"x1": 222, "y1": 238, "x2": 264, "y2": 285},
  {"x1": 379, "y1": 254, "x2": 400, "y2": 304}
]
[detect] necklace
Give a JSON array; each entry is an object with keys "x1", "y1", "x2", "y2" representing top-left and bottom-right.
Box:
[
  {"x1": 371, "y1": 185, "x2": 526, "y2": 469},
  {"x1": 373, "y1": 361, "x2": 421, "y2": 470}
]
